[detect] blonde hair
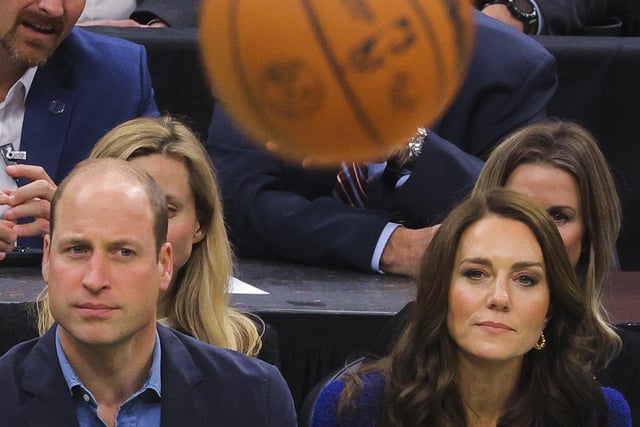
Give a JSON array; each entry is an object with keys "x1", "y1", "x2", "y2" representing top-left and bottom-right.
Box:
[
  {"x1": 38, "y1": 116, "x2": 261, "y2": 356},
  {"x1": 473, "y1": 119, "x2": 622, "y2": 365}
]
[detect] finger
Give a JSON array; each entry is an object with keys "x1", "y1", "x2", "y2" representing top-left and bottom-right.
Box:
[
  {"x1": 6, "y1": 179, "x2": 57, "y2": 206},
  {"x1": 3, "y1": 198, "x2": 51, "y2": 222},
  {"x1": 14, "y1": 218, "x2": 50, "y2": 238},
  {"x1": 6, "y1": 164, "x2": 55, "y2": 184},
  {"x1": 0, "y1": 191, "x2": 10, "y2": 205},
  {"x1": 0, "y1": 220, "x2": 18, "y2": 251}
]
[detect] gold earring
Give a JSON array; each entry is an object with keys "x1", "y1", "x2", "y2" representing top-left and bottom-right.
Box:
[{"x1": 534, "y1": 333, "x2": 546, "y2": 351}]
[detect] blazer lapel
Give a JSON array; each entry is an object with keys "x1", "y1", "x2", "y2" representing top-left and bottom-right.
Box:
[
  {"x1": 158, "y1": 326, "x2": 207, "y2": 426},
  {"x1": 19, "y1": 328, "x2": 79, "y2": 427},
  {"x1": 22, "y1": 45, "x2": 75, "y2": 183}
]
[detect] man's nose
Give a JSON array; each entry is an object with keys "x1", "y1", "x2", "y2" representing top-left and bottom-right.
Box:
[
  {"x1": 36, "y1": 0, "x2": 65, "y2": 17},
  {"x1": 82, "y1": 253, "x2": 110, "y2": 293}
]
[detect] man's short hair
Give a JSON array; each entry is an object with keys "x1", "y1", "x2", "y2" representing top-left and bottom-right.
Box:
[{"x1": 49, "y1": 158, "x2": 168, "y2": 253}]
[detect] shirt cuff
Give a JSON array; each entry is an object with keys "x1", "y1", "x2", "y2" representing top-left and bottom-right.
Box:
[{"x1": 371, "y1": 222, "x2": 402, "y2": 273}]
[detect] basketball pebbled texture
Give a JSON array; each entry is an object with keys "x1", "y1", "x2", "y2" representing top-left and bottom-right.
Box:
[{"x1": 200, "y1": 0, "x2": 475, "y2": 165}]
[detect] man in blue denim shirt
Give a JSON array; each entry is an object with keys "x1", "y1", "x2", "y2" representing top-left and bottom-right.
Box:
[{"x1": 0, "y1": 159, "x2": 296, "y2": 426}]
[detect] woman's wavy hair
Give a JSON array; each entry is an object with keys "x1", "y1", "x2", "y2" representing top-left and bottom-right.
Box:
[
  {"x1": 340, "y1": 190, "x2": 616, "y2": 426},
  {"x1": 37, "y1": 116, "x2": 261, "y2": 356},
  {"x1": 472, "y1": 118, "x2": 621, "y2": 367}
]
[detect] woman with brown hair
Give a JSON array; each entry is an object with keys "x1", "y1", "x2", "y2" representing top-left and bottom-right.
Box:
[{"x1": 312, "y1": 190, "x2": 629, "y2": 426}]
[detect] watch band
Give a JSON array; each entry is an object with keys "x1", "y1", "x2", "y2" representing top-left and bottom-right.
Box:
[
  {"x1": 382, "y1": 127, "x2": 427, "y2": 187},
  {"x1": 485, "y1": 0, "x2": 539, "y2": 34}
]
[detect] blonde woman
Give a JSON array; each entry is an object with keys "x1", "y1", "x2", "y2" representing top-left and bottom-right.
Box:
[{"x1": 38, "y1": 116, "x2": 263, "y2": 359}]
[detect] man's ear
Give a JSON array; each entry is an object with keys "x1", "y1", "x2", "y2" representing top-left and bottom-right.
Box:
[
  {"x1": 158, "y1": 242, "x2": 173, "y2": 292},
  {"x1": 41, "y1": 234, "x2": 51, "y2": 284}
]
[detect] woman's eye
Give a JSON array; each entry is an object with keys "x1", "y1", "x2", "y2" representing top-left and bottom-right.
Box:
[
  {"x1": 516, "y1": 274, "x2": 538, "y2": 287},
  {"x1": 548, "y1": 209, "x2": 570, "y2": 225},
  {"x1": 463, "y1": 269, "x2": 485, "y2": 280},
  {"x1": 167, "y1": 206, "x2": 178, "y2": 218}
]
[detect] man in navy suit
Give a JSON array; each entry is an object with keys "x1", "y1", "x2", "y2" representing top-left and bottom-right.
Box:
[
  {"x1": 206, "y1": 10, "x2": 558, "y2": 276},
  {"x1": 0, "y1": 0, "x2": 158, "y2": 258},
  {"x1": 0, "y1": 159, "x2": 296, "y2": 426}
]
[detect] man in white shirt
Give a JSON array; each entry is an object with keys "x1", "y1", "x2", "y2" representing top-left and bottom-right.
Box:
[{"x1": 0, "y1": 0, "x2": 158, "y2": 259}]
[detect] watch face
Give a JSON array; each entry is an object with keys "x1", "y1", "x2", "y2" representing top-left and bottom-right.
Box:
[{"x1": 513, "y1": 0, "x2": 534, "y2": 14}]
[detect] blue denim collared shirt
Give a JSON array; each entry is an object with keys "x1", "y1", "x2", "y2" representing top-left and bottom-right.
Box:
[{"x1": 56, "y1": 327, "x2": 162, "y2": 426}]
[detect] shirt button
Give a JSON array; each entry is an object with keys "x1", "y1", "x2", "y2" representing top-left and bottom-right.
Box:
[{"x1": 83, "y1": 394, "x2": 90, "y2": 402}]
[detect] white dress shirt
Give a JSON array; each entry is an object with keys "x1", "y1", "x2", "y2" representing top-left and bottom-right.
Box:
[
  {"x1": 0, "y1": 67, "x2": 36, "y2": 214},
  {"x1": 77, "y1": 0, "x2": 137, "y2": 22},
  {"x1": 0, "y1": 67, "x2": 37, "y2": 154}
]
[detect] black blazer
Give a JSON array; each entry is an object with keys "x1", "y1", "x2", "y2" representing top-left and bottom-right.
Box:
[{"x1": 0, "y1": 324, "x2": 297, "y2": 426}]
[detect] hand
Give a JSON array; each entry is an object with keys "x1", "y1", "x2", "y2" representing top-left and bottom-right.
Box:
[
  {"x1": 380, "y1": 224, "x2": 440, "y2": 277},
  {"x1": 482, "y1": 4, "x2": 525, "y2": 32},
  {"x1": 1, "y1": 164, "x2": 57, "y2": 239}
]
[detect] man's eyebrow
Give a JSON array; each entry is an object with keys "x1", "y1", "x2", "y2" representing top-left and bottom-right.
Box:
[
  {"x1": 107, "y1": 239, "x2": 144, "y2": 250},
  {"x1": 56, "y1": 237, "x2": 87, "y2": 246}
]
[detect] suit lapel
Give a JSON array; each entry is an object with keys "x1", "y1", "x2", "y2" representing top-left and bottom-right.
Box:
[
  {"x1": 158, "y1": 326, "x2": 207, "y2": 426},
  {"x1": 19, "y1": 328, "x2": 79, "y2": 427},
  {"x1": 22, "y1": 43, "x2": 75, "y2": 183}
]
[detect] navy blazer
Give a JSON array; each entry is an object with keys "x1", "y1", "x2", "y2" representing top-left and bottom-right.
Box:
[
  {"x1": 21, "y1": 27, "x2": 158, "y2": 185},
  {"x1": 0, "y1": 324, "x2": 297, "y2": 426},
  {"x1": 206, "y1": 11, "x2": 557, "y2": 272},
  {"x1": 17, "y1": 27, "x2": 158, "y2": 249}
]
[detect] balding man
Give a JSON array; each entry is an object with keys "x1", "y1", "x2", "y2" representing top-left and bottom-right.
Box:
[{"x1": 0, "y1": 158, "x2": 296, "y2": 427}]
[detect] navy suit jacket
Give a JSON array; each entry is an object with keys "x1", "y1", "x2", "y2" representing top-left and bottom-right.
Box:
[
  {"x1": 206, "y1": 11, "x2": 557, "y2": 272},
  {"x1": 17, "y1": 27, "x2": 158, "y2": 249},
  {"x1": 21, "y1": 27, "x2": 158, "y2": 185},
  {"x1": 0, "y1": 324, "x2": 297, "y2": 426}
]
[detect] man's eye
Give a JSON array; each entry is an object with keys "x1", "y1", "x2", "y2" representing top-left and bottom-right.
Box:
[
  {"x1": 117, "y1": 248, "x2": 134, "y2": 257},
  {"x1": 69, "y1": 246, "x2": 86, "y2": 254}
]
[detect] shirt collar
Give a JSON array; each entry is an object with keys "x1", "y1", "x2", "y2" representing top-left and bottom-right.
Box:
[
  {"x1": 55, "y1": 326, "x2": 163, "y2": 398},
  {"x1": 14, "y1": 67, "x2": 37, "y2": 106}
]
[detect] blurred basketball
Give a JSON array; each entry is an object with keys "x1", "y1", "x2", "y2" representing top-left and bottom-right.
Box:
[{"x1": 200, "y1": 0, "x2": 474, "y2": 165}]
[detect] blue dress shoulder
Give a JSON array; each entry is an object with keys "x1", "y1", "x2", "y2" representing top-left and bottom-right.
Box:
[{"x1": 311, "y1": 373, "x2": 632, "y2": 426}]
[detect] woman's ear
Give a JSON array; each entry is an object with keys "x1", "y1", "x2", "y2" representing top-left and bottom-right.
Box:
[{"x1": 193, "y1": 225, "x2": 205, "y2": 243}]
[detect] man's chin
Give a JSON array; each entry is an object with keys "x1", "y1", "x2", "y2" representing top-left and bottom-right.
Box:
[
  {"x1": 14, "y1": 44, "x2": 54, "y2": 67},
  {"x1": 2, "y1": 37, "x2": 54, "y2": 67}
]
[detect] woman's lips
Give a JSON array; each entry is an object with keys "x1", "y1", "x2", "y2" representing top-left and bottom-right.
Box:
[{"x1": 475, "y1": 321, "x2": 515, "y2": 333}]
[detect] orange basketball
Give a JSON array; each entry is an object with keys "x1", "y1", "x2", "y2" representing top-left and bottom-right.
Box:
[{"x1": 200, "y1": 0, "x2": 474, "y2": 165}]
